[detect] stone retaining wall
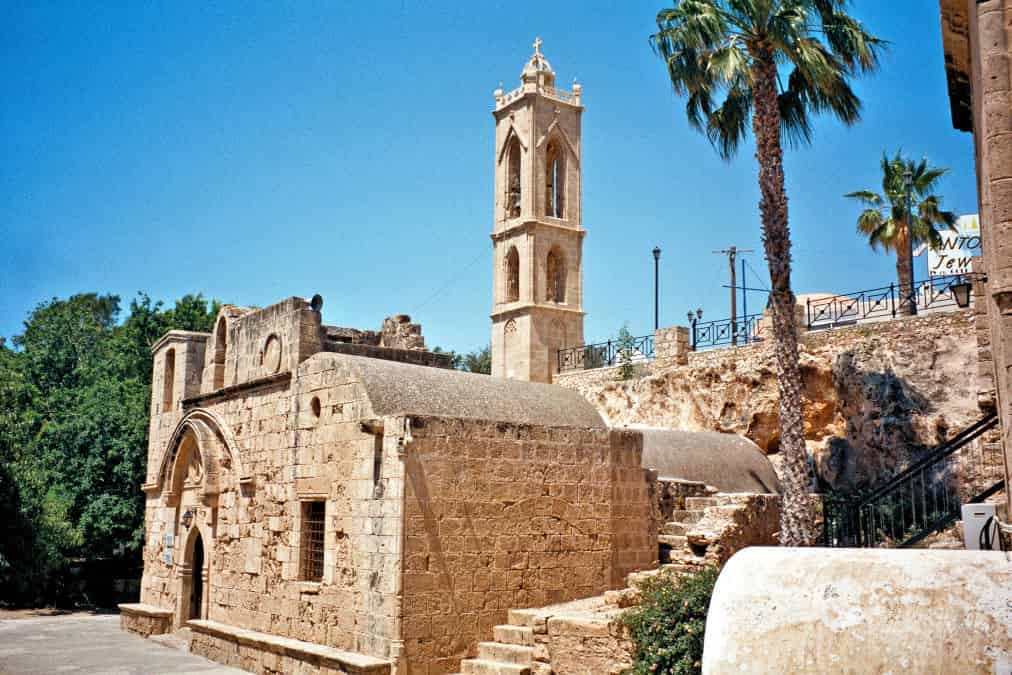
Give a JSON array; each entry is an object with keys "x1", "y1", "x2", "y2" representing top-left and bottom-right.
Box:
[{"x1": 557, "y1": 310, "x2": 981, "y2": 491}]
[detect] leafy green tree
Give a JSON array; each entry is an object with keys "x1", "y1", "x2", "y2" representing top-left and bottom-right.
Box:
[
  {"x1": 432, "y1": 345, "x2": 492, "y2": 374},
  {"x1": 623, "y1": 567, "x2": 718, "y2": 675},
  {"x1": 0, "y1": 292, "x2": 219, "y2": 605},
  {"x1": 845, "y1": 152, "x2": 956, "y2": 316},
  {"x1": 650, "y1": 0, "x2": 883, "y2": 545},
  {"x1": 617, "y1": 323, "x2": 637, "y2": 381},
  {"x1": 460, "y1": 345, "x2": 491, "y2": 374}
]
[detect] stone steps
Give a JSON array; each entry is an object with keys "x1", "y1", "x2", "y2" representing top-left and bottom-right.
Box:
[
  {"x1": 478, "y1": 642, "x2": 534, "y2": 665},
  {"x1": 493, "y1": 624, "x2": 534, "y2": 646},
  {"x1": 658, "y1": 534, "x2": 687, "y2": 548},
  {"x1": 685, "y1": 496, "x2": 720, "y2": 509},
  {"x1": 671, "y1": 509, "x2": 706, "y2": 524},
  {"x1": 459, "y1": 658, "x2": 531, "y2": 674}
]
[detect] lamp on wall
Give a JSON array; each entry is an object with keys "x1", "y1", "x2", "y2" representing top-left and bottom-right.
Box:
[
  {"x1": 181, "y1": 509, "x2": 194, "y2": 529},
  {"x1": 951, "y1": 278, "x2": 974, "y2": 309}
]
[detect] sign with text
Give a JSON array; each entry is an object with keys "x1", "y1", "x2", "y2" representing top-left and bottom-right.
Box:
[{"x1": 924, "y1": 214, "x2": 981, "y2": 277}]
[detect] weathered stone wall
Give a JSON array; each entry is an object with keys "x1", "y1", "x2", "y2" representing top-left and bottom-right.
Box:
[
  {"x1": 558, "y1": 311, "x2": 980, "y2": 491},
  {"x1": 399, "y1": 418, "x2": 654, "y2": 674},
  {"x1": 703, "y1": 547, "x2": 1012, "y2": 674},
  {"x1": 139, "y1": 352, "x2": 405, "y2": 661}
]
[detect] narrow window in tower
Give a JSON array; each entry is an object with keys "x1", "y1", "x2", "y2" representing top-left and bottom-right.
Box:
[
  {"x1": 506, "y1": 137, "x2": 522, "y2": 219},
  {"x1": 162, "y1": 348, "x2": 175, "y2": 413},
  {"x1": 545, "y1": 141, "x2": 565, "y2": 218},
  {"x1": 546, "y1": 247, "x2": 566, "y2": 303},
  {"x1": 505, "y1": 246, "x2": 520, "y2": 303}
]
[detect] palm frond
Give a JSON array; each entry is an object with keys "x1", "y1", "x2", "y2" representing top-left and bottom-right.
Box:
[
  {"x1": 844, "y1": 190, "x2": 882, "y2": 206},
  {"x1": 706, "y1": 85, "x2": 753, "y2": 160}
]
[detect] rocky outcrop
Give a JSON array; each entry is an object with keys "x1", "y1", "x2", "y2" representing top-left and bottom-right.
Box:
[{"x1": 557, "y1": 311, "x2": 980, "y2": 491}]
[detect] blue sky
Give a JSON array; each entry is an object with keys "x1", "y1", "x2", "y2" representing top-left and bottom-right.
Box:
[{"x1": 1, "y1": 1, "x2": 976, "y2": 353}]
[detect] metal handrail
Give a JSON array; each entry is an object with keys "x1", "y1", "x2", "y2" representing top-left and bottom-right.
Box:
[
  {"x1": 806, "y1": 274, "x2": 969, "y2": 330},
  {"x1": 557, "y1": 334, "x2": 654, "y2": 373},
  {"x1": 823, "y1": 412, "x2": 1001, "y2": 548}
]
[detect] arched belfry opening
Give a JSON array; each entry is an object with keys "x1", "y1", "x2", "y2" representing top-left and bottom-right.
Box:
[
  {"x1": 505, "y1": 246, "x2": 520, "y2": 303},
  {"x1": 546, "y1": 247, "x2": 566, "y2": 303},
  {"x1": 505, "y1": 136, "x2": 522, "y2": 219},
  {"x1": 545, "y1": 139, "x2": 565, "y2": 219}
]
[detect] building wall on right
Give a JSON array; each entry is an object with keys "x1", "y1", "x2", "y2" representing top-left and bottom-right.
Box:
[{"x1": 940, "y1": 0, "x2": 1012, "y2": 513}]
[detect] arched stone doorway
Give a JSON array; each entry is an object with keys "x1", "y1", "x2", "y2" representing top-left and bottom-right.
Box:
[
  {"x1": 189, "y1": 532, "x2": 204, "y2": 620},
  {"x1": 177, "y1": 521, "x2": 208, "y2": 626}
]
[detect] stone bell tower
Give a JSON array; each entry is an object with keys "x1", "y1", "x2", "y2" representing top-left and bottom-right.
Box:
[{"x1": 490, "y1": 38, "x2": 585, "y2": 383}]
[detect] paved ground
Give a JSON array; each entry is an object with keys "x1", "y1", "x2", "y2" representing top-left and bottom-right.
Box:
[{"x1": 0, "y1": 612, "x2": 245, "y2": 674}]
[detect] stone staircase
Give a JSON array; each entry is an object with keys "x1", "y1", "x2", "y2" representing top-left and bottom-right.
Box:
[
  {"x1": 451, "y1": 612, "x2": 546, "y2": 674},
  {"x1": 658, "y1": 495, "x2": 719, "y2": 570},
  {"x1": 451, "y1": 487, "x2": 777, "y2": 674}
]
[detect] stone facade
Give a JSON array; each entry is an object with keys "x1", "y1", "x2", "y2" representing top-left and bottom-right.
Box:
[
  {"x1": 558, "y1": 310, "x2": 983, "y2": 490},
  {"x1": 940, "y1": 0, "x2": 1012, "y2": 514},
  {"x1": 490, "y1": 41, "x2": 586, "y2": 384},
  {"x1": 132, "y1": 295, "x2": 655, "y2": 675}
]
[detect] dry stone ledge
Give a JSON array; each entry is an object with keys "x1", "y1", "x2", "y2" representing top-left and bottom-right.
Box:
[
  {"x1": 187, "y1": 619, "x2": 392, "y2": 675},
  {"x1": 118, "y1": 603, "x2": 173, "y2": 637},
  {"x1": 703, "y1": 547, "x2": 1012, "y2": 674}
]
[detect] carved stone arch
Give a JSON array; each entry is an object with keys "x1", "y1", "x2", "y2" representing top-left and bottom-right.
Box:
[
  {"x1": 157, "y1": 408, "x2": 246, "y2": 506},
  {"x1": 536, "y1": 121, "x2": 579, "y2": 166},
  {"x1": 496, "y1": 125, "x2": 529, "y2": 166}
]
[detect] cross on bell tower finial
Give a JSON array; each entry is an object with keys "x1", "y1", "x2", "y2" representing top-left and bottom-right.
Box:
[{"x1": 533, "y1": 36, "x2": 543, "y2": 55}]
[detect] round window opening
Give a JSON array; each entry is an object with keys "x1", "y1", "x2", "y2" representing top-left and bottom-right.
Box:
[
  {"x1": 310, "y1": 396, "x2": 321, "y2": 419},
  {"x1": 263, "y1": 334, "x2": 282, "y2": 374}
]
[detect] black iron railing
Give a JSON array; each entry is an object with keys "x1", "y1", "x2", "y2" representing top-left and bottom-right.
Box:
[
  {"x1": 559, "y1": 274, "x2": 974, "y2": 373},
  {"x1": 806, "y1": 274, "x2": 969, "y2": 330},
  {"x1": 558, "y1": 334, "x2": 654, "y2": 373},
  {"x1": 823, "y1": 412, "x2": 1002, "y2": 548},
  {"x1": 691, "y1": 313, "x2": 766, "y2": 350}
]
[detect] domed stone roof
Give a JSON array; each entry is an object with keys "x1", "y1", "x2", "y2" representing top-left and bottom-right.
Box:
[{"x1": 521, "y1": 37, "x2": 554, "y2": 77}]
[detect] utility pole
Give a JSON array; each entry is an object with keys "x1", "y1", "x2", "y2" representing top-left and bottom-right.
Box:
[{"x1": 714, "y1": 246, "x2": 754, "y2": 345}]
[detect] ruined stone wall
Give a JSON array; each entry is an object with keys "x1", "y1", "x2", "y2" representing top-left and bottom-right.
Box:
[
  {"x1": 557, "y1": 311, "x2": 980, "y2": 491},
  {"x1": 399, "y1": 418, "x2": 654, "y2": 675},
  {"x1": 140, "y1": 352, "x2": 405, "y2": 662}
]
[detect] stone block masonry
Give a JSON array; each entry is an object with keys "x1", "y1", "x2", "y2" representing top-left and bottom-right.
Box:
[
  {"x1": 399, "y1": 417, "x2": 654, "y2": 674},
  {"x1": 557, "y1": 310, "x2": 982, "y2": 491}
]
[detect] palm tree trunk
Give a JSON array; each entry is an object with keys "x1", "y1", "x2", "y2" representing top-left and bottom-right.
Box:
[
  {"x1": 896, "y1": 217, "x2": 917, "y2": 316},
  {"x1": 750, "y1": 57, "x2": 815, "y2": 546}
]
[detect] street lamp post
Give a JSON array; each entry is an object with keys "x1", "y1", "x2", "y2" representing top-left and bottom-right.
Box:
[
  {"x1": 687, "y1": 308, "x2": 703, "y2": 351},
  {"x1": 653, "y1": 247, "x2": 661, "y2": 331}
]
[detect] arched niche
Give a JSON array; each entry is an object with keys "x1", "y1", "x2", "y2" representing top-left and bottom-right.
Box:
[{"x1": 156, "y1": 408, "x2": 247, "y2": 507}]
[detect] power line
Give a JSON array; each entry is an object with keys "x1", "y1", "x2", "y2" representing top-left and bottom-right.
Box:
[
  {"x1": 412, "y1": 249, "x2": 487, "y2": 314},
  {"x1": 713, "y1": 246, "x2": 753, "y2": 345}
]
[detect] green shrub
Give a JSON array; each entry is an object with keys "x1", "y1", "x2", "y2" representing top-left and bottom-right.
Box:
[{"x1": 622, "y1": 567, "x2": 718, "y2": 675}]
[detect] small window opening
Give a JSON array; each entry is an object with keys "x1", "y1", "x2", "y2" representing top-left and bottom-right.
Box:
[
  {"x1": 162, "y1": 348, "x2": 176, "y2": 413},
  {"x1": 213, "y1": 316, "x2": 227, "y2": 390},
  {"x1": 310, "y1": 396, "x2": 321, "y2": 419},
  {"x1": 505, "y1": 246, "x2": 520, "y2": 303},
  {"x1": 372, "y1": 434, "x2": 384, "y2": 498},
  {"x1": 300, "y1": 500, "x2": 326, "y2": 582}
]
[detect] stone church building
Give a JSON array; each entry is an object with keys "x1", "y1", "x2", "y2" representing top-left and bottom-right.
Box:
[{"x1": 119, "y1": 43, "x2": 779, "y2": 675}]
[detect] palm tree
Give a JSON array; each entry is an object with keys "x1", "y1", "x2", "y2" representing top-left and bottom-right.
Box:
[
  {"x1": 651, "y1": 1, "x2": 883, "y2": 546},
  {"x1": 846, "y1": 152, "x2": 956, "y2": 316}
]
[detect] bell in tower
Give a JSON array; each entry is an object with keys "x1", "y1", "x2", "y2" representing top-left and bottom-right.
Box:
[{"x1": 490, "y1": 38, "x2": 586, "y2": 383}]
